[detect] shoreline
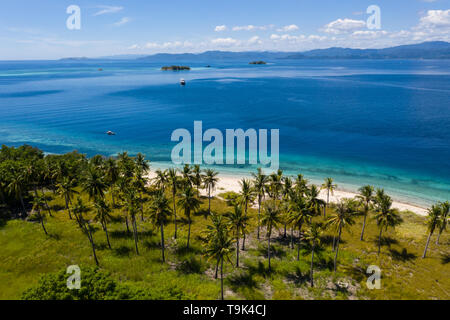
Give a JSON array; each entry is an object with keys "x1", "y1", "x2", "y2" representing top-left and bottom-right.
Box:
[{"x1": 146, "y1": 169, "x2": 429, "y2": 217}]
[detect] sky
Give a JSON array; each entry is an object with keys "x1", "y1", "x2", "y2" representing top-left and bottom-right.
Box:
[{"x1": 0, "y1": 0, "x2": 449, "y2": 60}]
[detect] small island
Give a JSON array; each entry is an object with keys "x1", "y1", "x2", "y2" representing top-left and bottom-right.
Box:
[
  {"x1": 249, "y1": 61, "x2": 267, "y2": 65},
  {"x1": 161, "y1": 65, "x2": 191, "y2": 71}
]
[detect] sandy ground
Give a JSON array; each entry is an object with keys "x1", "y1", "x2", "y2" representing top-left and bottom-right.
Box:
[{"x1": 146, "y1": 171, "x2": 428, "y2": 216}]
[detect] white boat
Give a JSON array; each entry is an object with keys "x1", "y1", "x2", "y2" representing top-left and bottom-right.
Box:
[
  {"x1": 180, "y1": 78, "x2": 186, "y2": 86},
  {"x1": 106, "y1": 131, "x2": 116, "y2": 136}
]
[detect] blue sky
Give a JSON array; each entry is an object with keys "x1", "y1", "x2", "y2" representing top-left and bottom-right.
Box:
[{"x1": 0, "y1": 0, "x2": 449, "y2": 59}]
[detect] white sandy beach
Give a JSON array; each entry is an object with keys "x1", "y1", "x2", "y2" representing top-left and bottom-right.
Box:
[{"x1": 146, "y1": 171, "x2": 428, "y2": 216}]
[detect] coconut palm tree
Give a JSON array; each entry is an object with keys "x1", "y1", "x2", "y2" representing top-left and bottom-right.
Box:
[
  {"x1": 203, "y1": 169, "x2": 219, "y2": 215},
  {"x1": 289, "y1": 194, "x2": 312, "y2": 260},
  {"x1": 56, "y1": 177, "x2": 78, "y2": 220},
  {"x1": 306, "y1": 185, "x2": 325, "y2": 217},
  {"x1": 374, "y1": 194, "x2": 402, "y2": 255},
  {"x1": 177, "y1": 185, "x2": 201, "y2": 249},
  {"x1": 321, "y1": 177, "x2": 336, "y2": 216},
  {"x1": 294, "y1": 174, "x2": 309, "y2": 196},
  {"x1": 436, "y1": 201, "x2": 449, "y2": 245},
  {"x1": 304, "y1": 222, "x2": 323, "y2": 287},
  {"x1": 328, "y1": 198, "x2": 356, "y2": 273},
  {"x1": 268, "y1": 169, "x2": 283, "y2": 199},
  {"x1": 181, "y1": 164, "x2": 193, "y2": 187},
  {"x1": 251, "y1": 168, "x2": 268, "y2": 240},
  {"x1": 93, "y1": 197, "x2": 113, "y2": 249},
  {"x1": 203, "y1": 218, "x2": 234, "y2": 300},
  {"x1": 153, "y1": 169, "x2": 168, "y2": 193},
  {"x1": 238, "y1": 178, "x2": 253, "y2": 250},
  {"x1": 104, "y1": 158, "x2": 119, "y2": 206},
  {"x1": 32, "y1": 194, "x2": 48, "y2": 235},
  {"x1": 356, "y1": 185, "x2": 374, "y2": 241},
  {"x1": 7, "y1": 167, "x2": 27, "y2": 217},
  {"x1": 167, "y1": 168, "x2": 179, "y2": 238},
  {"x1": 203, "y1": 213, "x2": 226, "y2": 279},
  {"x1": 83, "y1": 167, "x2": 107, "y2": 200},
  {"x1": 134, "y1": 153, "x2": 150, "y2": 176},
  {"x1": 225, "y1": 205, "x2": 249, "y2": 267},
  {"x1": 72, "y1": 198, "x2": 99, "y2": 266},
  {"x1": 192, "y1": 165, "x2": 203, "y2": 194},
  {"x1": 281, "y1": 177, "x2": 293, "y2": 238},
  {"x1": 422, "y1": 204, "x2": 442, "y2": 258},
  {"x1": 125, "y1": 190, "x2": 141, "y2": 255},
  {"x1": 261, "y1": 201, "x2": 282, "y2": 271},
  {"x1": 148, "y1": 194, "x2": 172, "y2": 262}
]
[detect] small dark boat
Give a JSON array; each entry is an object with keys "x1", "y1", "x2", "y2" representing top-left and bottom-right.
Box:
[
  {"x1": 106, "y1": 131, "x2": 116, "y2": 136},
  {"x1": 180, "y1": 78, "x2": 186, "y2": 86}
]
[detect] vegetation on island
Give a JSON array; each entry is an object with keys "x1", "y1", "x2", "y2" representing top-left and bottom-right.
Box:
[
  {"x1": 0, "y1": 145, "x2": 448, "y2": 300},
  {"x1": 161, "y1": 66, "x2": 191, "y2": 71},
  {"x1": 249, "y1": 61, "x2": 267, "y2": 65}
]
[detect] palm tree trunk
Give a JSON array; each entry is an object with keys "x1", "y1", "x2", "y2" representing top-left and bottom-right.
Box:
[
  {"x1": 215, "y1": 257, "x2": 219, "y2": 279},
  {"x1": 19, "y1": 194, "x2": 26, "y2": 217},
  {"x1": 208, "y1": 187, "x2": 211, "y2": 215},
  {"x1": 65, "y1": 195, "x2": 72, "y2": 219},
  {"x1": 161, "y1": 223, "x2": 165, "y2": 262},
  {"x1": 378, "y1": 228, "x2": 383, "y2": 255},
  {"x1": 283, "y1": 223, "x2": 287, "y2": 238},
  {"x1": 268, "y1": 230, "x2": 272, "y2": 271},
  {"x1": 360, "y1": 213, "x2": 367, "y2": 241},
  {"x1": 334, "y1": 225, "x2": 342, "y2": 273},
  {"x1": 220, "y1": 257, "x2": 224, "y2": 300},
  {"x1": 310, "y1": 242, "x2": 315, "y2": 287},
  {"x1": 140, "y1": 193, "x2": 144, "y2": 221},
  {"x1": 38, "y1": 210, "x2": 48, "y2": 235},
  {"x1": 87, "y1": 227, "x2": 99, "y2": 266},
  {"x1": 132, "y1": 217, "x2": 139, "y2": 255},
  {"x1": 242, "y1": 202, "x2": 247, "y2": 251},
  {"x1": 332, "y1": 234, "x2": 336, "y2": 251},
  {"x1": 236, "y1": 227, "x2": 240, "y2": 268},
  {"x1": 290, "y1": 227, "x2": 294, "y2": 249},
  {"x1": 173, "y1": 188, "x2": 177, "y2": 239},
  {"x1": 297, "y1": 223, "x2": 303, "y2": 261},
  {"x1": 104, "y1": 221, "x2": 111, "y2": 249},
  {"x1": 125, "y1": 216, "x2": 130, "y2": 233},
  {"x1": 257, "y1": 197, "x2": 261, "y2": 240},
  {"x1": 422, "y1": 231, "x2": 433, "y2": 258},
  {"x1": 436, "y1": 229, "x2": 442, "y2": 245},
  {"x1": 187, "y1": 219, "x2": 191, "y2": 249},
  {"x1": 40, "y1": 188, "x2": 52, "y2": 217}
]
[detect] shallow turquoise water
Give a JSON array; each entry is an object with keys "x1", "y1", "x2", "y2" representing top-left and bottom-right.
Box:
[{"x1": 0, "y1": 59, "x2": 449, "y2": 206}]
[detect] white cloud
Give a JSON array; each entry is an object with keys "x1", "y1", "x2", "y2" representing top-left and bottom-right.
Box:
[
  {"x1": 232, "y1": 25, "x2": 269, "y2": 31},
  {"x1": 277, "y1": 24, "x2": 299, "y2": 32},
  {"x1": 418, "y1": 10, "x2": 450, "y2": 29},
  {"x1": 214, "y1": 25, "x2": 227, "y2": 32},
  {"x1": 322, "y1": 18, "x2": 366, "y2": 34},
  {"x1": 114, "y1": 17, "x2": 130, "y2": 27},
  {"x1": 94, "y1": 5, "x2": 123, "y2": 16},
  {"x1": 351, "y1": 30, "x2": 388, "y2": 39},
  {"x1": 248, "y1": 36, "x2": 262, "y2": 45},
  {"x1": 211, "y1": 37, "x2": 240, "y2": 46},
  {"x1": 128, "y1": 44, "x2": 140, "y2": 50}
]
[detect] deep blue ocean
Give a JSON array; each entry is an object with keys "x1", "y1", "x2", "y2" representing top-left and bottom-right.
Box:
[{"x1": 0, "y1": 59, "x2": 449, "y2": 206}]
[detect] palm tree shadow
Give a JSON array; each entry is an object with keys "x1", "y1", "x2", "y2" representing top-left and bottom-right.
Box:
[
  {"x1": 247, "y1": 260, "x2": 272, "y2": 277},
  {"x1": 143, "y1": 239, "x2": 161, "y2": 249},
  {"x1": 389, "y1": 248, "x2": 417, "y2": 262},
  {"x1": 257, "y1": 244, "x2": 286, "y2": 259},
  {"x1": 51, "y1": 204, "x2": 65, "y2": 211},
  {"x1": 374, "y1": 236, "x2": 398, "y2": 248},
  {"x1": 113, "y1": 245, "x2": 132, "y2": 257},
  {"x1": 286, "y1": 266, "x2": 310, "y2": 285},
  {"x1": 194, "y1": 209, "x2": 209, "y2": 219},
  {"x1": 176, "y1": 257, "x2": 205, "y2": 274},
  {"x1": 227, "y1": 270, "x2": 259, "y2": 290},
  {"x1": 110, "y1": 230, "x2": 154, "y2": 239},
  {"x1": 441, "y1": 253, "x2": 450, "y2": 265},
  {"x1": 173, "y1": 245, "x2": 202, "y2": 256}
]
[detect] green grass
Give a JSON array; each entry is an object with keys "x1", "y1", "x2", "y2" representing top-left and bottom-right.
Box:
[{"x1": 0, "y1": 191, "x2": 448, "y2": 300}]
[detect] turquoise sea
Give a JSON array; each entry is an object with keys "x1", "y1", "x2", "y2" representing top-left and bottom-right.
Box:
[{"x1": 0, "y1": 59, "x2": 449, "y2": 207}]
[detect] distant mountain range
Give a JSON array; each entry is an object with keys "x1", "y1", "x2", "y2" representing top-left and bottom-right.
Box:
[{"x1": 61, "y1": 41, "x2": 450, "y2": 61}]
